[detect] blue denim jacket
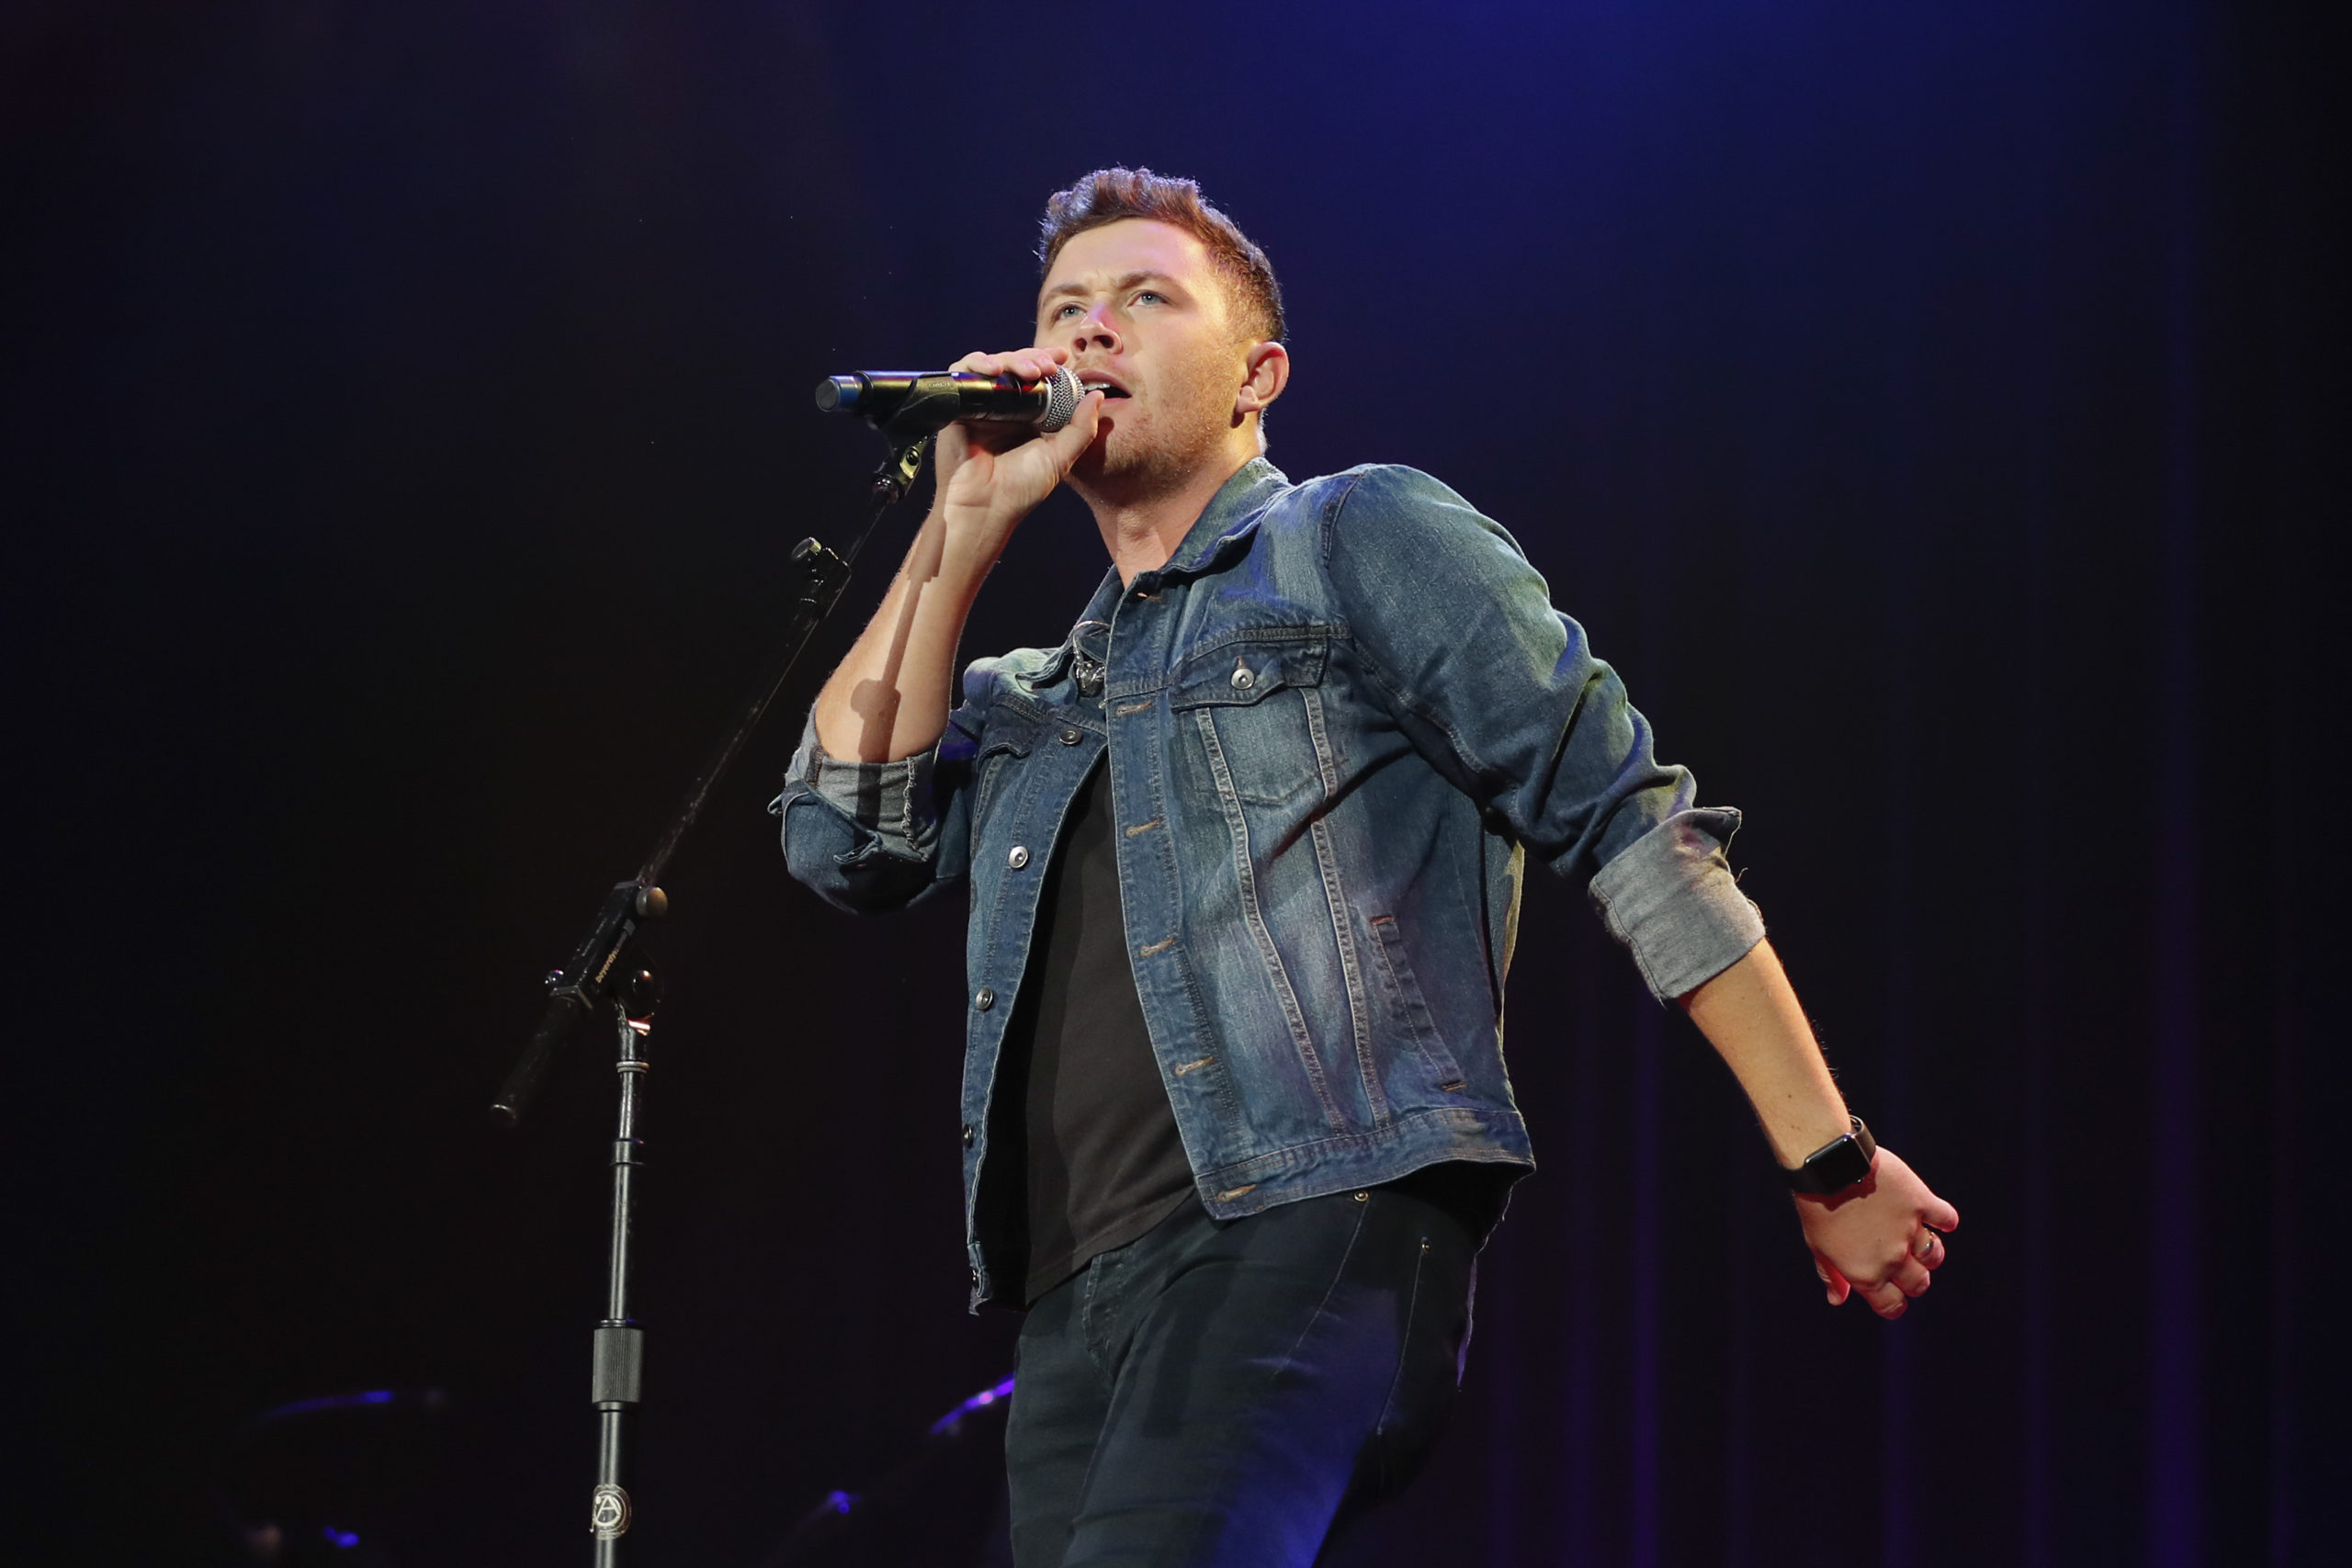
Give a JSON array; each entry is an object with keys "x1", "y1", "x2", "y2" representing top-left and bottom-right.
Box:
[{"x1": 776, "y1": 459, "x2": 1764, "y2": 1307}]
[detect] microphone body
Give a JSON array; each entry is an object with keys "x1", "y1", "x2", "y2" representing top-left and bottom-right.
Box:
[{"x1": 816, "y1": 365, "x2": 1084, "y2": 434}]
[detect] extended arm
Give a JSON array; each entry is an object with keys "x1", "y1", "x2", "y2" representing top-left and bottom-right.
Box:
[
  {"x1": 1680, "y1": 940, "x2": 1959, "y2": 1319},
  {"x1": 1301, "y1": 468, "x2": 1955, "y2": 1314}
]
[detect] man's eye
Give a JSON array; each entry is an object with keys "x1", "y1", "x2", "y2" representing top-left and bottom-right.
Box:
[
  {"x1": 1051, "y1": 303, "x2": 1081, "y2": 320},
  {"x1": 1134, "y1": 290, "x2": 1166, "y2": 305}
]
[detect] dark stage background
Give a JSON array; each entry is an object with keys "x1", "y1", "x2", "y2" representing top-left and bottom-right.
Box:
[{"x1": 9, "y1": 3, "x2": 2346, "y2": 1564}]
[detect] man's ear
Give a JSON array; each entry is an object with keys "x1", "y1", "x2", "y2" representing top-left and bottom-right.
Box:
[{"x1": 1233, "y1": 340, "x2": 1290, "y2": 424}]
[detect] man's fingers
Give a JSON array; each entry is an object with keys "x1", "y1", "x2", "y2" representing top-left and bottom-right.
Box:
[
  {"x1": 1860, "y1": 1279, "x2": 1910, "y2": 1320},
  {"x1": 1814, "y1": 1253, "x2": 1851, "y2": 1306},
  {"x1": 949, "y1": 347, "x2": 1069, "y2": 380},
  {"x1": 1891, "y1": 1257, "x2": 1933, "y2": 1298},
  {"x1": 998, "y1": 350, "x2": 1063, "y2": 383},
  {"x1": 1914, "y1": 1230, "x2": 1947, "y2": 1269},
  {"x1": 950, "y1": 350, "x2": 1023, "y2": 377},
  {"x1": 1929, "y1": 1197, "x2": 1960, "y2": 1233}
]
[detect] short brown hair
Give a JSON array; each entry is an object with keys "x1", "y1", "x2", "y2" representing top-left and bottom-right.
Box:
[{"x1": 1038, "y1": 167, "x2": 1285, "y2": 344}]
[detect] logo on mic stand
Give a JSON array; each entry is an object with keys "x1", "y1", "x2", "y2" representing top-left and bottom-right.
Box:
[{"x1": 591, "y1": 1483, "x2": 632, "y2": 1540}]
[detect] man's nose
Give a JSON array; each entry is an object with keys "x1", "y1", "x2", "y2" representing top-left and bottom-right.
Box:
[{"x1": 1064, "y1": 304, "x2": 1121, "y2": 354}]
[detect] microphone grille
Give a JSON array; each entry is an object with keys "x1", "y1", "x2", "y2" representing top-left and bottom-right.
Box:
[{"x1": 1037, "y1": 365, "x2": 1082, "y2": 432}]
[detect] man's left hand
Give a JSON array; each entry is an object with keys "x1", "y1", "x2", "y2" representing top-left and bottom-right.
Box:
[{"x1": 1794, "y1": 1146, "x2": 1958, "y2": 1320}]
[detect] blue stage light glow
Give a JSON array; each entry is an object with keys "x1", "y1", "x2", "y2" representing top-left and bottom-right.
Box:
[
  {"x1": 321, "y1": 1526, "x2": 360, "y2": 1549},
  {"x1": 928, "y1": 1374, "x2": 1017, "y2": 1434},
  {"x1": 254, "y1": 1389, "x2": 396, "y2": 1423}
]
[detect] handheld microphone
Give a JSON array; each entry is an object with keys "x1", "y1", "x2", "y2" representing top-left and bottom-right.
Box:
[{"x1": 815, "y1": 365, "x2": 1086, "y2": 435}]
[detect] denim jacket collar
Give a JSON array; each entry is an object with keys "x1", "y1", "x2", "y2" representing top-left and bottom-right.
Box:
[{"x1": 1154, "y1": 457, "x2": 1291, "y2": 580}]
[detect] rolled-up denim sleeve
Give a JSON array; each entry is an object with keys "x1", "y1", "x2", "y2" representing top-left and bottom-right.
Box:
[
  {"x1": 787, "y1": 711, "x2": 937, "y2": 855},
  {"x1": 774, "y1": 708, "x2": 969, "y2": 913},
  {"x1": 1325, "y1": 464, "x2": 1763, "y2": 1001},
  {"x1": 1587, "y1": 808, "x2": 1766, "y2": 1000}
]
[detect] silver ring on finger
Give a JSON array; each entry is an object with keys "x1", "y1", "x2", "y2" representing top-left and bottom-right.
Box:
[{"x1": 1913, "y1": 1230, "x2": 1939, "y2": 1260}]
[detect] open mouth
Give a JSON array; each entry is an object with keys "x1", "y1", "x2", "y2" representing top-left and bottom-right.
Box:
[{"x1": 1077, "y1": 376, "x2": 1130, "y2": 399}]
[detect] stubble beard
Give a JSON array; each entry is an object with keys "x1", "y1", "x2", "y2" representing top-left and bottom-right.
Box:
[{"x1": 1066, "y1": 353, "x2": 1242, "y2": 512}]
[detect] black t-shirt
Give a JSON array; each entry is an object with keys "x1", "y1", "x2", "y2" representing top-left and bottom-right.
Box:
[{"x1": 995, "y1": 754, "x2": 1197, "y2": 1303}]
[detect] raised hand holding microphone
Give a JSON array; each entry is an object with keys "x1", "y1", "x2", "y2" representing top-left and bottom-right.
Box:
[
  {"x1": 809, "y1": 346, "x2": 1104, "y2": 767},
  {"x1": 930, "y1": 347, "x2": 1106, "y2": 575}
]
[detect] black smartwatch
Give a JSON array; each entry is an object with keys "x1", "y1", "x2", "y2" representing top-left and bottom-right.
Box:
[{"x1": 1781, "y1": 1116, "x2": 1877, "y2": 1195}]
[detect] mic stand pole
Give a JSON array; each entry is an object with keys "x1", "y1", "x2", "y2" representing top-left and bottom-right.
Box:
[{"x1": 490, "y1": 432, "x2": 933, "y2": 1565}]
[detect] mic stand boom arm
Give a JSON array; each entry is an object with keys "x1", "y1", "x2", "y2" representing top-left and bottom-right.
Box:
[
  {"x1": 488, "y1": 432, "x2": 932, "y2": 1566},
  {"x1": 490, "y1": 431, "x2": 928, "y2": 1125}
]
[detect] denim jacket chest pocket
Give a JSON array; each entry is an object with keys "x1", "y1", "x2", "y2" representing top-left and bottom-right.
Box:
[{"x1": 1166, "y1": 628, "x2": 1334, "y2": 806}]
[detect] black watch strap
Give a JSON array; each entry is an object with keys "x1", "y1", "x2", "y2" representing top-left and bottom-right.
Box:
[{"x1": 1782, "y1": 1116, "x2": 1876, "y2": 1195}]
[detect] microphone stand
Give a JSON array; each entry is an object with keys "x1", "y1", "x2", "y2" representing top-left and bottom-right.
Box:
[{"x1": 491, "y1": 431, "x2": 933, "y2": 1565}]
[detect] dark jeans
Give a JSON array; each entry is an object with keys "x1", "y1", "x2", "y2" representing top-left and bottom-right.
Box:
[{"x1": 1004, "y1": 1181, "x2": 1477, "y2": 1567}]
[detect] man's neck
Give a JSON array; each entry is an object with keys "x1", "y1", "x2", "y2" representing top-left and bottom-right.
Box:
[{"x1": 1076, "y1": 446, "x2": 1259, "y2": 587}]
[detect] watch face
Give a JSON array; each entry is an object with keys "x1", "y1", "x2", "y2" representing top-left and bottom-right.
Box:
[{"x1": 1795, "y1": 1134, "x2": 1873, "y2": 1194}]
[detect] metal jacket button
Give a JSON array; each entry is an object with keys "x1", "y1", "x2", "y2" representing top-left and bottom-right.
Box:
[
  {"x1": 961, "y1": 1123, "x2": 975, "y2": 1148},
  {"x1": 974, "y1": 987, "x2": 996, "y2": 1010},
  {"x1": 1008, "y1": 845, "x2": 1030, "y2": 869},
  {"x1": 1058, "y1": 727, "x2": 1082, "y2": 745},
  {"x1": 1230, "y1": 663, "x2": 1255, "y2": 690}
]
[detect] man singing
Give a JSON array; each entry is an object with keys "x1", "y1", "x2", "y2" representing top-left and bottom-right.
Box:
[{"x1": 777, "y1": 167, "x2": 1957, "y2": 1566}]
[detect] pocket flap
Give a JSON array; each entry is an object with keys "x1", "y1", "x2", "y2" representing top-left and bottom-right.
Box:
[
  {"x1": 977, "y1": 707, "x2": 1044, "y2": 759},
  {"x1": 1168, "y1": 631, "x2": 1329, "y2": 710}
]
